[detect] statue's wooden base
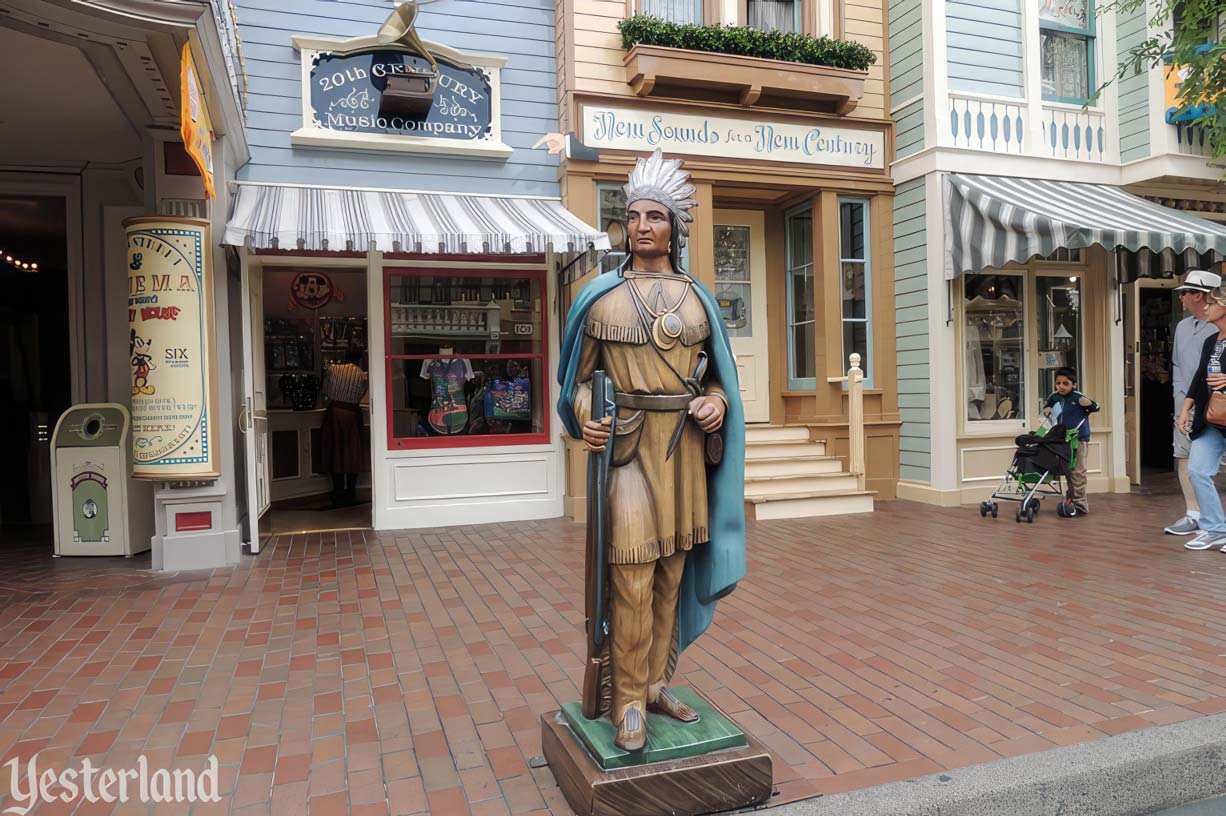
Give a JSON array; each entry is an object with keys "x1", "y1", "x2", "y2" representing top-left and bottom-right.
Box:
[{"x1": 541, "y1": 708, "x2": 773, "y2": 816}]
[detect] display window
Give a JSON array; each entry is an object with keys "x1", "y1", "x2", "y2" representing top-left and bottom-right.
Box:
[
  {"x1": 384, "y1": 265, "x2": 549, "y2": 449},
  {"x1": 962, "y1": 263, "x2": 1084, "y2": 428}
]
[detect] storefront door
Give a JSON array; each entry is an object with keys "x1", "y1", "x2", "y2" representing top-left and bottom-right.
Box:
[
  {"x1": 714, "y1": 210, "x2": 769, "y2": 423},
  {"x1": 1124, "y1": 278, "x2": 1180, "y2": 486},
  {"x1": 0, "y1": 194, "x2": 70, "y2": 533},
  {"x1": 239, "y1": 259, "x2": 271, "y2": 546}
]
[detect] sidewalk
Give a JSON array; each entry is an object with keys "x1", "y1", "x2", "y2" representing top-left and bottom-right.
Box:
[{"x1": 3, "y1": 488, "x2": 1226, "y2": 814}]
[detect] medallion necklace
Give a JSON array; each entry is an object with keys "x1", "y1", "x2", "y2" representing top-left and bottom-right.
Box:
[{"x1": 627, "y1": 272, "x2": 691, "y2": 350}]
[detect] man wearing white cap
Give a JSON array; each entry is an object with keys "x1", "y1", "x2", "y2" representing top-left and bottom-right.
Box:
[{"x1": 1167, "y1": 269, "x2": 1221, "y2": 540}]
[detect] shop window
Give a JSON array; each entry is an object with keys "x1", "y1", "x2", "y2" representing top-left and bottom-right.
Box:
[
  {"x1": 597, "y1": 183, "x2": 690, "y2": 273},
  {"x1": 1037, "y1": 276, "x2": 1082, "y2": 399},
  {"x1": 786, "y1": 207, "x2": 816, "y2": 389},
  {"x1": 839, "y1": 198, "x2": 872, "y2": 384},
  {"x1": 598, "y1": 184, "x2": 629, "y2": 274},
  {"x1": 640, "y1": 0, "x2": 702, "y2": 23},
  {"x1": 1040, "y1": 0, "x2": 1095, "y2": 104},
  {"x1": 714, "y1": 225, "x2": 753, "y2": 338},
  {"x1": 385, "y1": 268, "x2": 548, "y2": 448},
  {"x1": 964, "y1": 273, "x2": 1024, "y2": 422},
  {"x1": 748, "y1": 0, "x2": 800, "y2": 32}
]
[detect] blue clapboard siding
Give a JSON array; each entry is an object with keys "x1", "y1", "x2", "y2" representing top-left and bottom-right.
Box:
[
  {"x1": 888, "y1": 0, "x2": 924, "y2": 105},
  {"x1": 895, "y1": 99, "x2": 924, "y2": 158},
  {"x1": 894, "y1": 178, "x2": 931, "y2": 482},
  {"x1": 231, "y1": 0, "x2": 560, "y2": 196},
  {"x1": 1117, "y1": 2, "x2": 1151, "y2": 162},
  {"x1": 946, "y1": 0, "x2": 1024, "y2": 98}
]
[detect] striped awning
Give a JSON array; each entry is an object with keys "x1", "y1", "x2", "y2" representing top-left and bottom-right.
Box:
[
  {"x1": 943, "y1": 173, "x2": 1226, "y2": 279},
  {"x1": 222, "y1": 183, "x2": 609, "y2": 254}
]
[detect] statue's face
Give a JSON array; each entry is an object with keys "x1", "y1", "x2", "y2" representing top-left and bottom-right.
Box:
[{"x1": 627, "y1": 199, "x2": 672, "y2": 261}]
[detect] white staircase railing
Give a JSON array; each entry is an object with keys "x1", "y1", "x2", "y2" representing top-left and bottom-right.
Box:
[{"x1": 827, "y1": 353, "x2": 866, "y2": 491}]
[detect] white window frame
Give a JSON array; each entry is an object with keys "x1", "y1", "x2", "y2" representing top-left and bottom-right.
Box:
[
  {"x1": 960, "y1": 270, "x2": 1028, "y2": 435},
  {"x1": 636, "y1": 0, "x2": 704, "y2": 23},
  {"x1": 839, "y1": 197, "x2": 873, "y2": 388},
  {"x1": 1034, "y1": 268, "x2": 1085, "y2": 408},
  {"x1": 785, "y1": 204, "x2": 816, "y2": 390},
  {"x1": 959, "y1": 265, "x2": 1086, "y2": 436},
  {"x1": 746, "y1": 0, "x2": 803, "y2": 33}
]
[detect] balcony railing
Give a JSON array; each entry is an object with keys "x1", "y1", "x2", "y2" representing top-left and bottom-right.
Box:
[
  {"x1": 948, "y1": 94, "x2": 1027, "y2": 154},
  {"x1": 1039, "y1": 105, "x2": 1107, "y2": 162},
  {"x1": 1174, "y1": 123, "x2": 1214, "y2": 157},
  {"x1": 942, "y1": 93, "x2": 1115, "y2": 164}
]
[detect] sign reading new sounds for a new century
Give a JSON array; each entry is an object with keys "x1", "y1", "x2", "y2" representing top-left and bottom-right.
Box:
[
  {"x1": 582, "y1": 105, "x2": 886, "y2": 170},
  {"x1": 125, "y1": 217, "x2": 220, "y2": 480}
]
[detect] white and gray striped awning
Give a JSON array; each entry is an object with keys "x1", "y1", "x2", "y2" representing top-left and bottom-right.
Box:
[
  {"x1": 222, "y1": 183, "x2": 609, "y2": 254},
  {"x1": 943, "y1": 173, "x2": 1226, "y2": 279}
]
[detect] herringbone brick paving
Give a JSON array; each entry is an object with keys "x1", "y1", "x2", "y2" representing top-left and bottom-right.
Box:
[{"x1": 2, "y1": 490, "x2": 1226, "y2": 814}]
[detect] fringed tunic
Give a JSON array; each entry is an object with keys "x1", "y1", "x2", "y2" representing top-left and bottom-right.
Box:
[{"x1": 572, "y1": 272, "x2": 727, "y2": 565}]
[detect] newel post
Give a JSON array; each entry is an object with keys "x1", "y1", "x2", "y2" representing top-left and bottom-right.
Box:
[{"x1": 848, "y1": 353, "x2": 865, "y2": 490}]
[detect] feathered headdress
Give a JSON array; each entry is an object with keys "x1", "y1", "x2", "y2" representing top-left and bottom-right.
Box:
[{"x1": 623, "y1": 149, "x2": 697, "y2": 248}]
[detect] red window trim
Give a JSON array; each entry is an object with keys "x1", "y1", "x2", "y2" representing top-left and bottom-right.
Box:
[
  {"x1": 384, "y1": 252, "x2": 546, "y2": 265},
  {"x1": 254, "y1": 249, "x2": 367, "y2": 259},
  {"x1": 384, "y1": 264, "x2": 551, "y2": 450}
]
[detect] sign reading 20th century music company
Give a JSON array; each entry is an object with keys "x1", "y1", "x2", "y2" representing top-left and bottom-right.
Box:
[
  {"x1": 292, "y1": 34, "x2": 511, "y2": 158},
  {"x1": 583, "y1": 105, "x2": 886, "y2": 170}
]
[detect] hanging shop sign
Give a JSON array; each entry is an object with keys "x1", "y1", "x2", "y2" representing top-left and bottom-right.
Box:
[
  {"x1": 180, "y1": 43, "x2": 217, "y2": 200},
  {"x1": 291, "y1": 5, "x2": 511, "y2": 158},
  {"x1": 125, "y1": 216, "x2": 220, "y2": 480},
  {"x1": 581, "y1": 105, "x2": 886, "y2": 170}
]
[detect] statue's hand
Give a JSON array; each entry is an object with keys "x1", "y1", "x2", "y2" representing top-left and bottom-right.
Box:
[
  {"x1": 689, "y1": 396, "x2": 724, "y2": 433},
  {"x1": 582, "y1": 416, "x2": 612, "y2": 451}
]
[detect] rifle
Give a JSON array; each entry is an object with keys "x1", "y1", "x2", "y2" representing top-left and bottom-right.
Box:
[{"x1": 582, "y1": 371, "x2": 616, "y2": 719}]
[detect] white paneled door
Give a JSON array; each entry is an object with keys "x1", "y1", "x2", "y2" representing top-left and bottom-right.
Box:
[
  {"x1": 713, "y1": 210, "x2": 769, "y2": 423},
  {"x1": 239, "y1": 258, "x2": 271, "y2": 550}
]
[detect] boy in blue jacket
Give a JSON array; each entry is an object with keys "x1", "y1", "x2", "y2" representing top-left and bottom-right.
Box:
[{"x1": 1043, "y1": 367, "x2": 1100, "y2": 517}]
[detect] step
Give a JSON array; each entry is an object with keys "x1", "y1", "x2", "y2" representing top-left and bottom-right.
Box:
[
  {"x1": 744, "y1": 490, "x2": 875, "y2": 521},
  {"x1": 745, "y1": 440, "x2": 827, "y2": 459},
  {"x1": 744, "y1": 425, "x2": 811, "y2": 443},
  {"x1": 744, "y1": 455, "x2": 843, "y2": 478},
  {"x1": 743, "y1": 472, "x2": 860, "y2": 496}
]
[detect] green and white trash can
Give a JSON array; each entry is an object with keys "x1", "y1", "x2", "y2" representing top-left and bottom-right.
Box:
[{"x1": 50, "y1": 404, "x2": 152, "y2": 557}]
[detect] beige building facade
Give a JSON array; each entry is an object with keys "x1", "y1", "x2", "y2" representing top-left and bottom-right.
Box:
[{"x1": 553, "y1": 0, "x2": 900, "y2": 519}]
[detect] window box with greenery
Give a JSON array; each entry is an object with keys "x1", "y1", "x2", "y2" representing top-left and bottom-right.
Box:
[{"x1": 619, "y1": 15, "x2": 875, "y2": 113}]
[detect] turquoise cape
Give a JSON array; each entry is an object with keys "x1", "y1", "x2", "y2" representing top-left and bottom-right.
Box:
[{"x1": 556, "y1": 267, "x2": 746, "y2": 655}]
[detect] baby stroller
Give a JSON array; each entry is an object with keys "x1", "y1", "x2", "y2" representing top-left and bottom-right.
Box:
[{"x1": 979, "y1": 417, "x2": 1086, "y2": 523}]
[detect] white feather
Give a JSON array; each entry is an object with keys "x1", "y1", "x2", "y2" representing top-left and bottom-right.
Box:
[{"x1": 623, "y1": 149, "x2": 698, "y2": 245}]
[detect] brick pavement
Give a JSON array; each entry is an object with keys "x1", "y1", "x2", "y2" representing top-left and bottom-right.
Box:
[{"x1": 2, "y1": 489, "x2": 1226, "y2": 814}]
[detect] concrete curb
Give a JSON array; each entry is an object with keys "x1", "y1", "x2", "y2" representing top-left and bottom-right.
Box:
[{"x1": 764, "y1": 713, "x2": 1226, "y2": 816}]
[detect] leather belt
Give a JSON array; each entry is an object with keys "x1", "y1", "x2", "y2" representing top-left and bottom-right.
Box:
[{"x1": 614, "y1": 392, "x2": 693, "y2": 411}]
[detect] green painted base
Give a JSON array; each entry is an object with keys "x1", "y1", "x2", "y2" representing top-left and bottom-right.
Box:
[{"x1": 561, "y1": 687, "x2": 747, "y2": 770}]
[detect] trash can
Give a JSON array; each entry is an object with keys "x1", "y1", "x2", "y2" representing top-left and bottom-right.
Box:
[{"x1": 51, "y1": 404, "x2": 152, "y2": 557}]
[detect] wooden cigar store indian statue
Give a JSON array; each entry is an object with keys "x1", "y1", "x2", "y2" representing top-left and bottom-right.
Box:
[{"x1": 557, "y1": 150, "x2": 746, "y2": 752}]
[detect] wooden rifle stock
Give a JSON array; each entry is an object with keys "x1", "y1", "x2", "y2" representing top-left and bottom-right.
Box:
[{"x1": 581, "y1": 371, "x2": 614, "y2": 719}]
